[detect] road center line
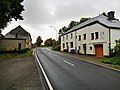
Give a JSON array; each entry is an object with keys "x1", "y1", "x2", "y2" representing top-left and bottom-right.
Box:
[{"x1": 64, "y1": 60, "x2": 75, "y2": 67}]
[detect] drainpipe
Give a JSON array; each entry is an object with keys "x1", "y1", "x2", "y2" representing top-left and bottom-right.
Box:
[
  {"x1": 109, "y1": 28, "x2": 111, "y2": 57},
  {"x1": 75, "y1": 30, "x2": 77, "y2": 53}
]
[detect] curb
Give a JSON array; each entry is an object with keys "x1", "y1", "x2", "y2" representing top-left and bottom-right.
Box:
[{"x1": 66, "y1": 54, "x2": 120, "y2": 72}]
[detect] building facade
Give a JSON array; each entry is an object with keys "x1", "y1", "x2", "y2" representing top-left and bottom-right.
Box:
[
  {"x1": 61, "y1": 11, "x2": 120, "y2": 57},
  {"x1": 0, "y1": 25, "x2": 32, "y2": 50}
]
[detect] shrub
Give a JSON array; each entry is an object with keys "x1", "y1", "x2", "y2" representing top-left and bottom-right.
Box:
[{"x1": 52, "y1": 45, "x2": 60, "y2": 51}]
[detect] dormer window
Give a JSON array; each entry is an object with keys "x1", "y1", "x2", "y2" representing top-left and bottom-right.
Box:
[{"x1": 16, "y1": 33, "x2": 18, "y2": 38}]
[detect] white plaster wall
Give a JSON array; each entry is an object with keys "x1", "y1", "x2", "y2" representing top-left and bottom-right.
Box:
[
  {"x1": 61, "y1": 23, "x2": 117, "y2": 56},
  {"x1": 77, "y1": 23, "x2": 109, "y2": 56},
  {"x1": 111, "y1": 29, "x2": 120, "y2": 49}
]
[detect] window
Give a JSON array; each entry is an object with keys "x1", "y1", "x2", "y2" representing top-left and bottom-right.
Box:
[
  {"x1": 78, "y1": 35, "x2": 81, "y2": 41},
  {"x1": 79, "y1": 46, "x2": 81, "y2": 50},
  {"x1": 71, "y1": 33, "x2": 73, "y2": 39},
  {"x1": 70, "y1": 42, "x2": 73, "y2": 48},
  {"x1": 90, "y1": 46, "x2": 92, "y2": 50},
  {"x1": 66, "y1": 35, "x2": 68, "y2": 40},
  {"x1": 91, "y1": 33, "x2": 94, "y2": 40},
  {"x1": 16, "y1": 33, "x2": 18, "y2": 38},
  {"x1": 18, "y1": 43, "x2": 21, "y2": 49},
  {"x1": 95, "y1": 32, "x2": 99, "y2": 39},
  {"x1": 66, "y1": 42, "x2": 68, "y2": 49},
  {"x1": 83, "y1": 34, "x2": 86, "y2": 40},
  {"x1": 63, "y1": 43, "x2": 65, "y2": 48}
]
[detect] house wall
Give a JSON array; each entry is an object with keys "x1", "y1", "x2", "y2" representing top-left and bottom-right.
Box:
[
  {"x1": 5, "y1": 34, "x2": 32, "y2": 49},
  {"x1": 61, "y1": 23, "x2": 111, "y2": 56},
  {"x1": 0, "y1": 39, "x2": 26, "y2": 50},
  {"x1": 76, "y1": 23, "x2": 109, "y2": 56},
  {"x1": 61, "y1": 31, "x2": 76, "y2": 52},
  {"x1": 111, "y1": 29, "x2": 120, "y2": 50}
]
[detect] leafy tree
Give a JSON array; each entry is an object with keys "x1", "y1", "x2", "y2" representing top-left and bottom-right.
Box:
[
  {"x1": 68, "y1": 21, "x2": 79, "y2": 30},
  {"x1": 0, "y1": 0, "x2": 24, "y2": 30},
  {"x1": 44, "y1": 38, "x2": 56, "y2": 47},
  {"x1": 79, "y1": 17, "x2": 90, "y2": 24},
  {"x1": 35, "y1": 36, "x2": 43, "y2": 47},
  {"x1": 58, "y1": 17, "x2": 90, "y2": 35},
  {"x1": 114, "y1": 39, "x2": 120, "y2": 56}
]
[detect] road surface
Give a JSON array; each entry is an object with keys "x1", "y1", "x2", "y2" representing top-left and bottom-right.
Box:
[{"x1": 35, "y1": 48, "x2": 120, "y2": 90}]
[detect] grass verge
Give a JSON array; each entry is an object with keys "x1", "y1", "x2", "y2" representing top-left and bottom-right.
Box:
[
  {"x1": 0, "y1": 50, "x2": 33, "y2": 61},
  {"x1": 102, "y1": 56, "x2": 120, "y2": 70}
]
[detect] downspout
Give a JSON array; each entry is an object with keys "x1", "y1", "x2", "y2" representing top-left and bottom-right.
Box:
[
  {"x1": 109, "y1": 28, "x2": 111, "y2": 57},
  {"x1": 75, "y1": 30, "x2": 77, "y2": 53}
]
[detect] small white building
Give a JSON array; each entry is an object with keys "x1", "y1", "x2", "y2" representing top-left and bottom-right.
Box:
[{"x1": 61, "y1": 11, "x2": 120, "y2": 57}]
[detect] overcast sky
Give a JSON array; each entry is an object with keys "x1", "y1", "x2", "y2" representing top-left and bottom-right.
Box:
[{"x1": 2, "y1": 0, "x2": 120, "y2": 43}]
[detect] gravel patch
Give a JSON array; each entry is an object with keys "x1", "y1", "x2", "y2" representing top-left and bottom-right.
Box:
[{"x1": 0, "y1": 56, "x2": 44, "y2": 90}]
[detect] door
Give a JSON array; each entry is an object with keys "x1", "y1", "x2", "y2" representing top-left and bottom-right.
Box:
[
  {"x1": 18, "y1": 43, "x2": 21, "y2": 49},
  {"x1": 95, "y1": 44, "x2": 103, "y2": 56},
  {"x1": 83, "y1": 44, "x2": 86, "y2": 54}
]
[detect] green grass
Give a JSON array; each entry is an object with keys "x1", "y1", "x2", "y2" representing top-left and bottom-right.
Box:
[
  {"x1": 0, "y1": 50, "x2": 33, "y2": 61},
  {"x1": 102, "y1": 56, "x2": 120, "y2": 65}
]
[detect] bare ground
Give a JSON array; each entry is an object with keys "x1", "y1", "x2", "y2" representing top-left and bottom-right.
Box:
[{"x1": 0, "y1": 56, "x2": 44, "y2": 90}]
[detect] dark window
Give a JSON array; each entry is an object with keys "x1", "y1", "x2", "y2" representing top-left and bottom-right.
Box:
[
  {"x1": 91, "y1": 33, "x2": 94, "y2": 40},
  {"x1": 18, "y1": 43, "x2": 21, "y2": 49},
  {"x1": 95, "y1": 32, "x2": 99, "y2": 39},
  {"x1": 71, "y1": 33, "x2": 73, "y2": 39},
  {"x1": 66, "y1": 35, "x2": 68, "y2": 40},
  {"x1": 70, "y1": 42, "x2": 73, "y2": 48},
  {"x1": 66, "y1": 42, "x2": 68, "y2": 49},
  {"x1": 79, "y1": 46, "x2": 81, "y2": 50},
  {"x1": 83, "y1": 34, "x2": 86, "y2": 40},
  {"x1": 79, "y1": 35, "x2": 81, "y2": 41},
  {"x1": 16, "y1": 33, "x2": 18, "y2": 38},
  {"x1": 90, "y1": 46, "x2": 92, "y2": 50}
]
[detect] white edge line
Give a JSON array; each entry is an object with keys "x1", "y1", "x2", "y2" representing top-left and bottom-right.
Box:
[
  {"x1": 34, "y1": 49, "x2": 54, "y2": 90},
  {"x1": 64, "y1": 60, "x2": 75, "y2": 66}
]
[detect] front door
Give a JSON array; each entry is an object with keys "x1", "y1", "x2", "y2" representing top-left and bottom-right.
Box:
[
  {"x1": 83, "y1": 44, "x2": 86, "y2": 54},
  {"x1": 18, "y1": 43, "x2": 21, "y2": 49},
  {"x1": 95, "y1": 44, "x2": 103, "y2": 56}
]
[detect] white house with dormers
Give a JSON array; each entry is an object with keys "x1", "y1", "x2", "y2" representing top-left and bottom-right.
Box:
[{"x1": 61, "y1": 11, "x2": 120, "y2": 57}]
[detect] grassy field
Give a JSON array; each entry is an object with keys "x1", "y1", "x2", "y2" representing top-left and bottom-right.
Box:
[{"x1": 0, "y1": 50, "x2": 33, "y2": 61}]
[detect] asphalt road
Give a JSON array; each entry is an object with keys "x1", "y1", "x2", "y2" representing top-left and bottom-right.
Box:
[{"x1": 35, "y1": 48, "x2": 120, "y2": 90}]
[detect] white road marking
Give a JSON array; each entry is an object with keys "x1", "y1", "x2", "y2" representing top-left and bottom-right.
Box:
[
  {"x1": 34, "y1": 49, "x2": 54, "y2": 90},
  {"x1": 64, "y1": 60, "x2": 75, "y2": 67}
]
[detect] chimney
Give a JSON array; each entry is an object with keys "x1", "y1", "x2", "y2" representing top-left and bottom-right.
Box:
[{"x1": 107, "y1": 11, "x2": 115, "y2": 20}]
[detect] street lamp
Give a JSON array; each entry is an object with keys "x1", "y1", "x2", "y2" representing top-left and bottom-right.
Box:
[{"x1": 50, "y1": 26, "x2": 57, "y2": 40}]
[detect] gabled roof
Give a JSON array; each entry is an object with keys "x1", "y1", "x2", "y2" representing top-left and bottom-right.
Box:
[
  {"x1": 6, "y1": 25, "x2": 30, "y2": 36},
  {"x1": 0, "y1": 34, "x2": 4, "y2": 38},
  {"x1": 64, "y1": 15, "x2": 120, "y2": 35}
]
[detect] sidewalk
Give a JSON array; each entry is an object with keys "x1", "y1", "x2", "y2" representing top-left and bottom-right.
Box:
[{"x1": 62, "y1": 52, "x2": 120, "y2": 72}]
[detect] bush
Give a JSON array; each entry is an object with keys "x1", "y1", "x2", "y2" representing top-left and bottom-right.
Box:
[
  {"x1": 63, "y1": 49, "x2": 68, "y2": 52},
  {"x1": 102, "y1": 56, "x2": 120, "y2": 65},
  {"x1": 0, "y1": 48, "x2": 30, "y2": 54},
  {"x1": 52, "y1": 45, "x2": 60, "y2": 51}
]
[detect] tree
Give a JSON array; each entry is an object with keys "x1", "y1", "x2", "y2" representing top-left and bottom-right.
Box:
[
  {"x1": 114, "y1": 39, "x2": 120, "y2": 56},
  {"x1": 44, "y1": 38, "x2": 56, "y2": 47},
  {"x1": 58, "y1": 17, "x2": 90, "y2": 35},
  {"x1": 35, "y1": 36, "x2": 43, "y2": 47},
  {"x1": 0, "y1": 0, "x2": 24, "y2": 30},
  {"x1": 79, "y1": 17, "x2": 90, "y2": 24}
]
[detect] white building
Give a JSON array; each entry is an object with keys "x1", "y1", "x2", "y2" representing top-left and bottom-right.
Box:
[{"x1": 61, "y1": 11, "x2": 120, "y2": 57}]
